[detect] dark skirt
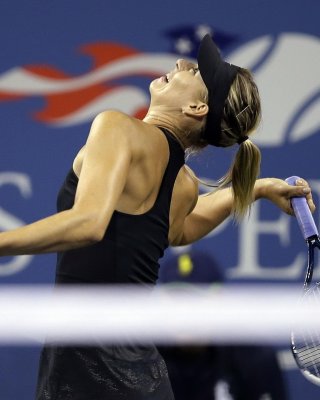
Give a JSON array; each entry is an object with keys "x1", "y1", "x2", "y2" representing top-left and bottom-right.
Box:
[{"x1": 36, "y1": 344, "x2": 174, "y2": 400}]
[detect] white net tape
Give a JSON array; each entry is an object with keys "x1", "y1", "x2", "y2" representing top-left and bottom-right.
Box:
[{"x1": 0, "y1": 284, "x2": 318, "y2": 345}]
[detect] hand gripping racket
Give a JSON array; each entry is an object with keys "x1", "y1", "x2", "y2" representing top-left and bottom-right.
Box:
[{"x1": 286, "y1": 176, "x2": 320, "y2": 385}]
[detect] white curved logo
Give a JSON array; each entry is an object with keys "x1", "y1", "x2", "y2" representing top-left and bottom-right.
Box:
[{"x1": 228, "y1": 33, "x2": 320, "y2": 146}]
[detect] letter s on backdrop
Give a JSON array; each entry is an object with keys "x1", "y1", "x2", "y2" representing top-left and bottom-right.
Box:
[{"x1": 0, "y1": 172, "x2": 33, "y2": 276}]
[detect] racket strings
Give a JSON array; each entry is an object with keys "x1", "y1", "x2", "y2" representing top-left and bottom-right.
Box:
[
  {"x1": 293, "y1": 284, "x2": 320, "y2": 377},
  {"x1": 294, "y1": 342, "x2": 320, "y2": 371}
]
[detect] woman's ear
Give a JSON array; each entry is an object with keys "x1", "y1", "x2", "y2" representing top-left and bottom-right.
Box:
[{"x1": 182, "y1": 102, "x2": 209, "y2": 118}]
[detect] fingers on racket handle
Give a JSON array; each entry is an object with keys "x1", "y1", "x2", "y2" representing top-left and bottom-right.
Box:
[{"x1": 285, "y1": 176, "x2": 319, "y2": 240}]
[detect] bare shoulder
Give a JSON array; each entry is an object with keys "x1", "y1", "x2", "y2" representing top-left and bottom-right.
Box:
[
  {"x1": 169, "y1": 165, "x2": 198, "y2": 245},
  {"x1": 92, "y1": 111, "x2": 165, "y2": 152},
  {"x1": 182, "y1": 165, "x2": 199, "y2": 212},
  {"x1": 93, "y1": 110, "x2": 155, "y2": 134},
  {"x1": 173, "y1": 164, "x2": 199, "y2": 214},
  {"x1": 184, "y1": 165, "x2": 199, "y2": 187},
  {"x1": 74, "y1": 111, "x2": 168, "y2": 177},
  {"x1": 93, "y1": 109, "x2": 133, "y2": 123},
  {"x1": 181, "y1": 164, "x2": 198, "y2": 187},
  {"x1": 91, "y1": 110, "x2": 137, "y2": 138},
  {"x1": 73, "y1": 111, "x2": 138, "y2": 176}
]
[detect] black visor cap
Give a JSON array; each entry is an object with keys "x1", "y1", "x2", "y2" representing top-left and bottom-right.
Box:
[{"x1": 197, "y1": 35, "x2": 239, "y2": 146}]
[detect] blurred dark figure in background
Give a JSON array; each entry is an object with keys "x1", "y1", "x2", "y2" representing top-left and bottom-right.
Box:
[{"x1": 157, "y1": 250, "x2": 288, "y2": 400}]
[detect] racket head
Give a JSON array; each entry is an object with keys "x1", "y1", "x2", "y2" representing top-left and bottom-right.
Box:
[{"x1": 291, "y1": 282, "x2": 320, "y2": 386}]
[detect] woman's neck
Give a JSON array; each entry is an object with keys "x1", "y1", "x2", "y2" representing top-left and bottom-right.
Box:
[{"x1": 143, "y1": 113, "x2": 190, "y2": 150}]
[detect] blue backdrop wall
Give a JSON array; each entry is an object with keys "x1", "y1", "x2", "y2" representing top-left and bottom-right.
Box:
[{"x1": 0, "y1": 0, "x2": 319, "y2": 399}]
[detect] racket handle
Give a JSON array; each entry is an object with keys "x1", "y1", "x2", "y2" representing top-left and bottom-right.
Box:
[{"x1": 285, "y1": 176, "x2": 319, "y2": 240}]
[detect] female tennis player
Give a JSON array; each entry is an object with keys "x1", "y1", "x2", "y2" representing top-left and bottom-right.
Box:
[{"x1": 0, "y1": 35, "x2": 315, "y2": 399}]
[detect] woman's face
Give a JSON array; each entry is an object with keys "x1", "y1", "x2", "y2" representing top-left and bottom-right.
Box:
[{"x1": 149, "y1": 59, "x2": 208, "y2": 110}]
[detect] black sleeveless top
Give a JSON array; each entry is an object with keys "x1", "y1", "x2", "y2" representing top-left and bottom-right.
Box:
[
  {"x1": 55, "y1": 128, "x2": 185, "y2": 285},
  {"x1": 36, "y1": 128, "x2": 184, "y2": 400}
]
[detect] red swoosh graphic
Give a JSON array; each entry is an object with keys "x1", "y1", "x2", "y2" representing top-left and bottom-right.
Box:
[{"x1": 0, "y1": 42, "x2": 145, "y2": 123}]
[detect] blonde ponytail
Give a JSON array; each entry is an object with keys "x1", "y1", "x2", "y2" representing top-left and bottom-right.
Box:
[
  {"x1": 218, "y1": 140, "x2": 261, "y2": 219},
  {"x1": 190, "y1": 66, "x2": 262, "y2": 218},
  {"x1": 217, "y1": 68, "x2": 262, "y2": 219}
]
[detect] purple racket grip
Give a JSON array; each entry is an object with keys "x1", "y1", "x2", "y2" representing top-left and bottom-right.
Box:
[{"x1": 285, "y1": 176, "x2": 319, "y2": 240}]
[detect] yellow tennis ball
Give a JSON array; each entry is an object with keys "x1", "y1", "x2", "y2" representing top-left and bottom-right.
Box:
[{"x1": 178, "y1": 254, "x2": 193, "y2": 276}]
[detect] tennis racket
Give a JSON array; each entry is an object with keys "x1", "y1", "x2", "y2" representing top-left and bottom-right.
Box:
[{"x1": 286, "y1": 176, "x2": 320, "y2": 385}]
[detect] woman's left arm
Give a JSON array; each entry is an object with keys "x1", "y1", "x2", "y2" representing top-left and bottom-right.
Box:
[
  {"x1": 254, "y1": 177, "x2": 315, "y2": 214},
  {"x1": 174, "y1": 177, "x2": 315, "y2": 246}
]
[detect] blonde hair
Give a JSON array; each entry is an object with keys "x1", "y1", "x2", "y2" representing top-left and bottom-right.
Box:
[{"x1": 218, "y1": 68, "x2": 261, "y2": 219}]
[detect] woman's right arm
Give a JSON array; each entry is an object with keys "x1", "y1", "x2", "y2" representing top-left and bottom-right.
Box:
[{"x1": 0, "y1": 110, "x2": 133, "y2": 256}]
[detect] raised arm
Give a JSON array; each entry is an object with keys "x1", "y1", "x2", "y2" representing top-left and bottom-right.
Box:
[
  {"x1": 175, "y1": 177, "x2": 315, "y2": 246},
  {"x1": 0, "y1": 111, "x2": 132, "y2": 256}
]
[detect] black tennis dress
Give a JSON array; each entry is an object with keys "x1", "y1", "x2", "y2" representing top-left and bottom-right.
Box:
[{"x1": 35, "y1": 128, "x2": 185, "y2": 400}]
